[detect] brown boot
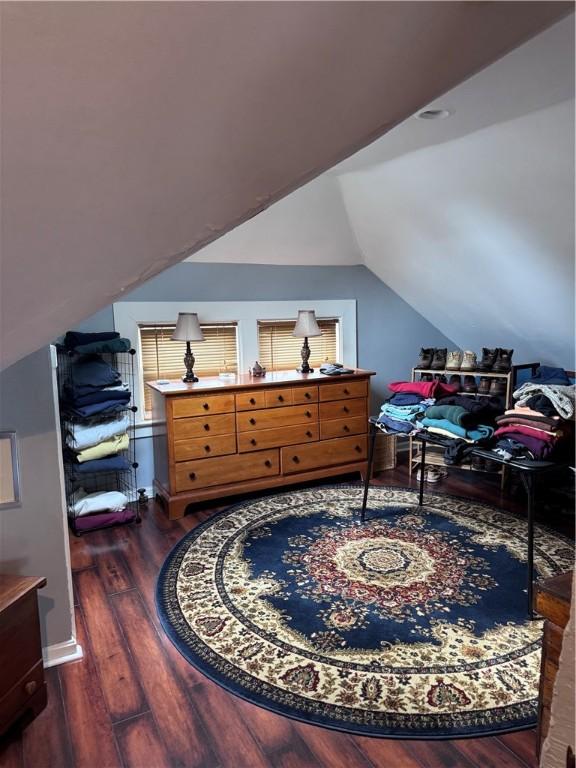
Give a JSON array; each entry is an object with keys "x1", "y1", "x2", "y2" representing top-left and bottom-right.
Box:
[
  {"x1": 478, "y1": 376, "x2": 491, "y2": 395},
  {"x1": 489, "y1": 378, "x2": 507, "y2": 397},
  {"x1": 415, "y1": 348, "x2": 434, "y2": 369},
  {"x1": 463, "y1": 375, "x2": 477, "y2": 393},
  {"x1": 430, "y1": 348, "x2": 447, "y2": 370}
]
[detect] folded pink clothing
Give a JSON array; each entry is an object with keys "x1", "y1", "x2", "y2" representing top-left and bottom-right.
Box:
[
  {"x1": 389, "y1": 380, "x2": 457, "y2": 398},
  {"x1": 508, "y1": 406, "x2": 558, "y2": 420},
  {"x1": 494, "y1": 424, "x2": 559, "y2": 443},
  {"x1": 496, "y1": 415, "x2": 561, "y2": 432}
]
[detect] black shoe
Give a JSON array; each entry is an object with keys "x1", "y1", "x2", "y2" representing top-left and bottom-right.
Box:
[
  {"x1": 477, "y1": 348, "x2": 498, "y2": 372},
  {"x1": 478, "y1": 376, "x2": 491, "y2": 395},
  {"x1": 434, "y1": 374, "x2": 447, "y2": 383},
  {"x1": 448, "y1": 374, "x2": 461, "y2": 392},
  {"x1": 415, "y1": 348, "x2": 434, "y2": 369},
  {"x1": 420, "y1": 373, "x2": 433, "y2": 381},
  {"x1": 430, "y1": 348, "x2": 447, "y2": 370},
  {"x1": 489, "y1": 379, "x2": 507, "y2": 397},
  {"x1": 463, "y1": 375, "x2": 477, "y2": 393},
  {"x1": 493, "y1": 348, "x2": 514, "y2": 372}
]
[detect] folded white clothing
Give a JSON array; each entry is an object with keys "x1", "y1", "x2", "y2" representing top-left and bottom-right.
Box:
[
  {"x1": 105, "y1": 382, "x2": 130, "y2": 392},
  {"x1": 69, "y1": 488, "x2": 128, "y2": 517},
  {"x1": 66, "y1": 414, "x2": 130, "y2": 451}
]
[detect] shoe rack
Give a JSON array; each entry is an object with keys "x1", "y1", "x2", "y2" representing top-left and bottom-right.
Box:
[{"x1": 408, "y1": 362, "x2": 539, "y2": 480}]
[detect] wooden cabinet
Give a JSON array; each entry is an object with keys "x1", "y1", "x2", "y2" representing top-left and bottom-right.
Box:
[
  {"x1": 150, "y1": 369, "x2": 374, "y2": 519},
  {"x1": 0, "y1": 575, "x2": 47, "y2": 736},
  {"x1": 534, "y1": 570, "x2": 573, "y2": 760}
]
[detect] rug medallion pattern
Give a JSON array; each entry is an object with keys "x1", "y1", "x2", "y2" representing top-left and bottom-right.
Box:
[{"x1": 156, "y1": 486, "x2": 573, "y2": 737}]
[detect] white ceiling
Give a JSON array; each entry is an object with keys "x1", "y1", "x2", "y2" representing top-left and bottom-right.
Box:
[{"x1": 0, "y1": 2, "x2": 570, "y2": 369}]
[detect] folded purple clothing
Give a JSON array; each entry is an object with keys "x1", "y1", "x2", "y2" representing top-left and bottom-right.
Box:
[{"x1": 73, "y1": 508, "x2": 135, "y2": 532}]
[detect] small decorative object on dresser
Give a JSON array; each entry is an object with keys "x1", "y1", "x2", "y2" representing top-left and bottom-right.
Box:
[
  {"x1": 172, "y1": 312, "x2": 204, "y2": 383},
  {"x1": 0, "y1": 575, "x2": 47, "y2": 735},
  {"x1": 149, "y1": 368, "x2": 374, "y2": 519},
  {"x1": 292, "y1": 310, "x2": 322, "y2": 374},
  {"x1": 249, "y1": 361, "x2": 266, "y2": 377}
]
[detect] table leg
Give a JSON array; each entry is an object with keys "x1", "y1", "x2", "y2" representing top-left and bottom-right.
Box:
[
  {"x1": 418, "y1": 439, "x2": 426, "y2": 506},
  {"x1": 521, "y1": 472, "x2": 536, "y2": 619},
  {"x1": 360, "y1": 422, "x2": 377, "y2": 523}
]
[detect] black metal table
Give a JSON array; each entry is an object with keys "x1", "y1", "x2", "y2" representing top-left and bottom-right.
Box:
[{"x1": 360, "y1": 417, "x2": 567, "y2": 617}]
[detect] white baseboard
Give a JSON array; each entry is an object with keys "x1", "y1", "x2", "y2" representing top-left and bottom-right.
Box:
[{"x1": 43, "y1": 638, "x2": 84, "y2": 668}]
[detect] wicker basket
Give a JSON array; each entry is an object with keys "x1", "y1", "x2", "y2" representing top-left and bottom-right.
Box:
[{"x1": 372, "y1": 432, "x2": 397, "y2": 473}]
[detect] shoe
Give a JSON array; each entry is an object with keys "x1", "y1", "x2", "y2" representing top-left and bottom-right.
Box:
[
  {"x1": 478, "y1": 376, "x2": 491, "y2": 395},
  {"x1": 416, "y1": 465, "x2": 442, "y2": 483},
  {"x1": 448, "y1": 374, "x2": 462, "y2": 392},
  {"x1": 471, "y1": 455, "x2": 485, "y2": 471},
  {"x1": 420, "y1": 373, "x2": 433, "y2": 381},
  {"x1": 446, "y1": 350, "x2": 463, "y2": 370},
  {"x1": 493, "y1": 348, "x2": 514, "y2": 372},
  {"x1": 489, "y1": 379, "x2": 507, "y2": 397},
  {"x1": 463, "y1": 375, "x2": 477, "y2": 393},
  {"x1": 460, "y1": 351, "x2": 477, "y2": 371},
  {"x1": 430, "y1": 348, "x2": 447, "y2": 371},
  {"x1": 483, "y1": 459, "x2": 501, "y2": 473},
  {"x1": 477, "y1": 347, "x2": 498, "y2": 372},
  {"x1": 415, "y1": 348, "x2": 434, "y2": 369},
  {"x1": 434, "y1": 374, "x2": 447, "y2": 383}
]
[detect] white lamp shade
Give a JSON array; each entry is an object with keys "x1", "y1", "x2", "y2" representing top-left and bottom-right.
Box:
[
  {"x1": 171, "y1": 313, "x2": 205, "y2": 342},
  {"x1": 293, "y1": 310, "x2": 322, "y2": 338}
]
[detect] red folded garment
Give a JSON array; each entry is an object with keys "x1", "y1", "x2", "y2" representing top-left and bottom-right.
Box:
[
  {"x1": 494, "y1": 424, "x2": 559, "y2": 444},
  {"x1": 389, "y1": 380, "x2": 458, "y2": 398}
]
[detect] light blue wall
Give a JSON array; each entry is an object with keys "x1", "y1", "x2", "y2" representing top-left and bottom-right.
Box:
[{"x1": 75, "y1": 262, "x2": 454, "y2": 489}]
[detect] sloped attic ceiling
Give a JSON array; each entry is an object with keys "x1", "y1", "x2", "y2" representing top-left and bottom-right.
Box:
[{"x1": 0, "y1": 1, "x2": 571, "y2": 370}]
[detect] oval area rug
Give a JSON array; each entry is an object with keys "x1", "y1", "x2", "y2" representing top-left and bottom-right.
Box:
[{"x1": 156, "y1": 485, "x2": 572, "y2": 738}]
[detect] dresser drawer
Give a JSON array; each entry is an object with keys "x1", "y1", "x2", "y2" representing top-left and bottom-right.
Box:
[
  {"x1": 239, "y1": 424, "x2": 318, "y2": 453},
  {"x1": 173, "y1": 434, "x2": 236, "y2": 462},
  {"x1": 175, "y1": 451, "x2": 279, "y2": 492},
  {"x1": 236, "y1": 404, "x2": 318, "y2": 432},
  {"x1": 236, "y1": 390, "x2": 266, "y2": 411},
  {"x1": 0, "y1": 593, "x2": 42, "y2": 695},
  {"x1": 319, "y1": 380, "x2": 368, "y2": 401},
  {"x1": 0, "y1": 661, "x2": 45, "y2": 734},
  {"x1": 265, "y1": 388, "x2": 293, "y2": 408},
  {"x1": 319, "y1": 397, "x2": 367, "y2": 421},
  {"x1": 171, "y1": 394, "x2": 235, "y2": 419},
  {"x1": 292, "y1": 386, "x2": 318, "y2": 404},
  {"x1": 320, "y1": 415, "x2": 366, "y2": 440},
  {"x1": 281, "y1": 435, "x2": 367, "y2": 474},
  {"x1": 172, "y1": 413, "x2": 236, "y2": 440}
]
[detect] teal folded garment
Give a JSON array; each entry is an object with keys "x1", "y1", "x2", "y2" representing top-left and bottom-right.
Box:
[
  {"x1": 381, "y1": 403, "x2": 425, "y2": 421},
  {"x1": 73, "y1": 338, "x2": 132, "y2": 354},
  {"x1": 419, "y1": 417, "x2": 493, "y2": 441},
  {"x1": 425, "y1": 404, "x2": 470, "y2": 427}
]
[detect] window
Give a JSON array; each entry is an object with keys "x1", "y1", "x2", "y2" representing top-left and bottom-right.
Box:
[
  {"x1": 258, "y1": 319, "x2": 339, "y2": 372},
  {"x1": 140, "y1": 323, "x2": 238, "y2": 417}
]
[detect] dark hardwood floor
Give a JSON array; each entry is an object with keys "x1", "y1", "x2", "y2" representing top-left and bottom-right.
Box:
[{"x1": 2, "y1": 462, "x2": 572, "y2": 768}]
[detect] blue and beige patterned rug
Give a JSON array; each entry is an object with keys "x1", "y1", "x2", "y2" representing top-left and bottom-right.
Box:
[{"x1": 156, "y1": 485, "x2": 572, "y2": 738}]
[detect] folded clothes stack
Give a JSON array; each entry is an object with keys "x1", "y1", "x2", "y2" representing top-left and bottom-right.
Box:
[
  {"x1": 493, "y1": 367, "x2": 575, "y2": 460},
  {"x1": 376, "y1": 380, "x2": 455, "y2": 434},
  {"x1": 64, "y1": 330, "x2": 132, "y2": 355}
]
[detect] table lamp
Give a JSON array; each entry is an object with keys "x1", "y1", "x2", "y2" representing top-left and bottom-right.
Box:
[
  {"x1": 172, "y1": 312, "x2": 204, "y2": 383},
  {"x1": 293, "y1": 310, "x2": 322, "y2": 373}
]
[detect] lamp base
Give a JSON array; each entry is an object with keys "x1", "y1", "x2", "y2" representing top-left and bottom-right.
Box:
[
  {"x1": 182, "y1": 373, "x2": 199, "y2": 383},
  {"x1": 297, "y1": 366, "x2": 314, "y2": 374}
]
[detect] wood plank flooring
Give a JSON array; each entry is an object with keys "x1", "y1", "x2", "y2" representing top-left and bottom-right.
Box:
[{"x1": 2, "y1": 463, "x2": 572, "y2": 768}]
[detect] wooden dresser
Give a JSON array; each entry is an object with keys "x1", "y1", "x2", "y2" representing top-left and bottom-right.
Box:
[
  {"x1": 0, "y1": 575, "x2": 47, "y2": 735},
  {"x1": 149, "y1": 369, "x2": 374, "y2": 519},
  {"x1": 534, "y1": 570, "x2": 573, "y2": 760}
]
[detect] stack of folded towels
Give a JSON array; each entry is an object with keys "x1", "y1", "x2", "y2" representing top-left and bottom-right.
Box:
[
  {"x1": 493, "y1": 366, "x2": 575, "y2": 460},
  {"x1": 378, "y1": 379, "x2": 457, "y2": 434}
]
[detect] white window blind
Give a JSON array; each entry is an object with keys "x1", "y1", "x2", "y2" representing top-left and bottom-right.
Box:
[
  {"x1": 257, "y1": 319, "x2": 338, "y2": 372},
  {"x1": 140, "y1": 324, "x2": 238, "y2": 416}
]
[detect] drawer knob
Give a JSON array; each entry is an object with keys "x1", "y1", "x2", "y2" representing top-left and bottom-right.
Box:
[
  {"x1": 264, "y1": 459, "x2": 272, "y2": 467},
  {"x1": 306, "y1": 431, "x2": 312, "y2": 438},
  {"x1": 305, "y1": 411, "x2": 311, "y2": 418},
  {"x1": 204, "y1": 445, "x2": 211, "y2": 453},
  {"x1": 355, "y1": 445, "x2": 362, "y2": 452},
  {"x1": 343, "y1": 406, "x2": 350, "y2": 413},
  {"x1": 250, "y1": 438, "x2": 257, "y2": 446},
  {"x1": 343, "y1": 425, "x2": 350, "y2": 432},
  {"x1": 292, "y1": 455, "x2": 300, "y2": 463},
  {"x1": 278, "y1": 395, "x2": 284, "y2": 402},
  {"x1": 202, "y1": 403, "x2": 210, "y2": 410},
  {"x1": 250, "y1": 397, "x2": 256, "y2": 405},
  {"x1": 24, "y1": 680, "x2": 37, "y2": 696},
  {"x1": 305, "y1": 392, "x2": 311, "y2": 399},
  {"x1": 189, "y1": 472, "x2": 196, "y2": 480},
  {"x1": 203, "y1": 423, "x2": 210, "y2": 431},
  {"x1": 344, "y1": 388, "x2": 350, "y2": 395},
  {"x1": 249, "y1": 417, "x2": 256, "y2": 425}
]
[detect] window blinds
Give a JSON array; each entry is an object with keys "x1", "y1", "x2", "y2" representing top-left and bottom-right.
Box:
[
  {"x1": 257, "y1": 319, "x2": 339, "y2": 372},
  {"x1": 140, "y1": 324, "x2": 238, "y2": 416}
]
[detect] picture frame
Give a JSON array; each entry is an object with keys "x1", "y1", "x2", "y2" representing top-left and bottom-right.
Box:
[{"x1": 0, "y1": 431, "x2": 21, "y2": 509}]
